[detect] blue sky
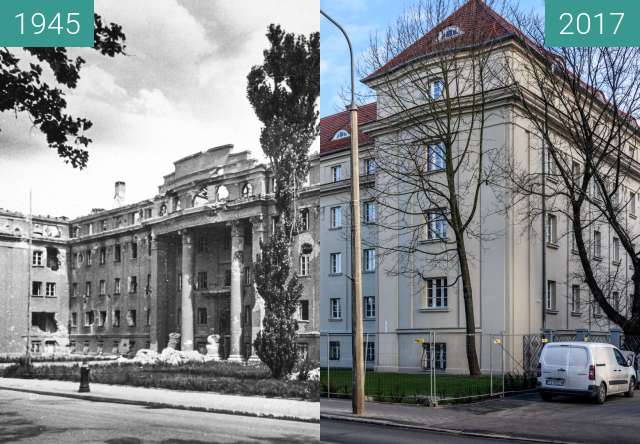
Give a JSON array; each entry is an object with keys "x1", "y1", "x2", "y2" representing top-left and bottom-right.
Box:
[{"x1": 320, "y1": 0, "x2": 545, "y2": 117}]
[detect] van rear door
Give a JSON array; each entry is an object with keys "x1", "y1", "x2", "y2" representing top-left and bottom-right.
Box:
[
  {"x1": 541, "y1": 345, "x2": 569, "y2": 388},
  {"x1": 565, "y1": 345, "x2": 590, "y2": 391}
]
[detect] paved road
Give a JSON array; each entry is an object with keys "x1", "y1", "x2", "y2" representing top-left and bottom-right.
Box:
[
  {"x1": 320, "y1": 420, "x2": 517, "y2": 444},
  {"x1": 0, "y1": 389, "x2": 319, "y2": 443}
]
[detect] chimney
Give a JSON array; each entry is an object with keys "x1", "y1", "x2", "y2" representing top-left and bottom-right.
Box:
[{"x1": 114, "y1": 181, "x2": 126, "y2": 208}]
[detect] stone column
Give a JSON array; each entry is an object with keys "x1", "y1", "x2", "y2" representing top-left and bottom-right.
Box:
[
  {"x1": 228, "y1": 220, "x2": 244, "y2": 361},
  {"x1": 248, "y1": 215, "x2": 266, "y2": 362},
  {"x1": 180, "y1": 230, "x2": 195, "y2": 351},
  {"x1": 149, "y1": 232, "x2": 168, "y2": 351}
]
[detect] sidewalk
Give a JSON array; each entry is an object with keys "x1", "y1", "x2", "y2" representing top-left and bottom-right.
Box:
[
  {"x1": 321, "y1": 394, "x2": 640, "y2": 443},
  {"x1": 0, "y1": 377, "x2": 319, "y2": 423}
]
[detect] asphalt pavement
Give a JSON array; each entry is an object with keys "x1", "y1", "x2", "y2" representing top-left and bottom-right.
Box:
[{"x1": 0, "y1": 389, "x2": 319, "y2": 443}]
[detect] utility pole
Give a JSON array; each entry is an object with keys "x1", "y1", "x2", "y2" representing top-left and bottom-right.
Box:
[
  {"x1": 320, "y1": 9, "x2": 365, "y2": 415},
  {"x1": 25, "y1": 189, "x2": 33, "y2": 365}
]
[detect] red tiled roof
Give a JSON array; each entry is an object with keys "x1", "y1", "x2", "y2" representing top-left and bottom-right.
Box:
[
  {"x1": 364, "y1": 0, "x2": 520, "y2": 82},
  {"x1": 320, "y1": 102, "x2": 377, "y2": 156}
]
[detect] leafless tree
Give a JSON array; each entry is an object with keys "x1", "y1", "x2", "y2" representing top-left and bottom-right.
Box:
[
  {"x1": 503, "y1": 9, "x2": 640, "y2": 336},
  {"x1": 361, "y1": 0, "x2": 509, "y2": 376}
]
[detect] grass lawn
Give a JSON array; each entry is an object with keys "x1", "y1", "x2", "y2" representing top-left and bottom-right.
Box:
[{"x1": 321, "y1": 368, "x2": 533, "y2": 402}]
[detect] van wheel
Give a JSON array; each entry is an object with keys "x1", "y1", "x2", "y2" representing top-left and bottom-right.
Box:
[
  {"x1": 540, "y1": 392, "x2": 553, "y2": 402},
  {"x1": 595, "y1": 382, "x2": 607, "y2": 404},
  {"x1": 625, "y1": 378, "x2": 635, "y2": 398}
]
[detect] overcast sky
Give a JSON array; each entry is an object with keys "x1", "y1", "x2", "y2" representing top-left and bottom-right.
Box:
[
  {"x1": 0, "y1": 0, "x2": 318, "y2": 218},
  {"x1": 320, "y1": 0, "x2": 544, "y2": 117}
]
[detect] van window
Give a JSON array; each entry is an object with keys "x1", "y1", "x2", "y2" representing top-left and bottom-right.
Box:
[
  {"x1": 568, "y1": 347, "x2": 588, "y2": 368},
  {"x1": 543, "y1": 346, "x2": 567, "y2": 366},
  {"x1": 613, "y1": 348, "x2": 628, "y2": 366}
]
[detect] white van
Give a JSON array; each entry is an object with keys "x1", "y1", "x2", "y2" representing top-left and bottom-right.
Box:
[{"x1": 537, "y1": 342, "x2": 636, "y2": 404}]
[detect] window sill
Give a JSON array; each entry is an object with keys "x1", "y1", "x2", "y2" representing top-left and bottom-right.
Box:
[
  {"x1": 329, "y1": 227, "x2": 343, "y2": 231},
  {"x1": 593, "y1": 314, "x2": 603, "y2": 319},
  {"x1": 546, "y1": 242, "x2": 559, "y2": 250},
  {"x1": 328, "y1": 318, "x2": 343, "y2": 322},
  {"x1": 546, "y1": 309, "x2": 559, "y2": 315},
  {"x1": 419, "y1": 238, "x2": 448, "y2": 244},
  {"x1": 571, "y1": 249, "x2": 579, "y2": 255},
  {"x1": 593, "y1": 256, "x2": 602, "y2": 262},
  {"x1": 328, "y1": 273, "x2": 343, "y2": 277},
  {"x1": 571, "y1": 311, "x2": 582, "y2": 317},
  {"x1": 363, "y1": 270, "x2": 376, "y2": 274},
  {"x1": 419, "y1": 308, "x2": 449, "y2": 312},
  {"x1": 630, "y1": 214, "x2": 637, "y2": 220},
  {"x1": 298, "y1": 320, "x2": 310, "y2": 324},
  {"x1": 364, "y1": 317, "x2": 376, "y2": 321}
]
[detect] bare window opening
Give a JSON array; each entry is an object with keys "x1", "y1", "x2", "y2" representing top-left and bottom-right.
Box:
[
  {"x1": 31, "y1": 312, "x2": 58, "y2": 333},
  {"x1": 46, "y1": 247, "x2": 60, "y2": 270}
]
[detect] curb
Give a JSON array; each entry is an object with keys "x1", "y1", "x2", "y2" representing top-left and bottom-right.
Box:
[
  {"x1": 0, "y1": 385, "x2": 320, "y2": 424},
  {"x1": 320, "y1": 413, "x2": 579, "y2": 444}
]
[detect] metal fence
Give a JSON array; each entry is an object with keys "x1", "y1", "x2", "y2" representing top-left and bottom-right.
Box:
[{"x1": 320, "y1": 330, "x2": 640, "y2": 405}]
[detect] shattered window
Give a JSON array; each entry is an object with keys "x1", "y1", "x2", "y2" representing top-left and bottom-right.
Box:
[{"x1": 31, "y1": 312, "x2": 58, "y2": 332}]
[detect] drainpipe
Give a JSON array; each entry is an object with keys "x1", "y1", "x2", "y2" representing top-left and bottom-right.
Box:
[{"x1": 541, "y1": 139, "x2": 547, "y2": 332}]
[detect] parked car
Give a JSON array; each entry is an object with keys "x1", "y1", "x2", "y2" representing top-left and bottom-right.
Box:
[{"x1": 537, "y1": 342, "x2": 636, "y2": 404}]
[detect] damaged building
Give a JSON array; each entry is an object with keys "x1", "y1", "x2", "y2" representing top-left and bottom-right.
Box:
[{"x1": 0, "y1": 144, "x2": 320, "y2": 360}]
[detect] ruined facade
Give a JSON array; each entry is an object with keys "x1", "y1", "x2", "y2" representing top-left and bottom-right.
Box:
[{"x1": 0, "y1": 144, "x2": 320, "y2": 360}]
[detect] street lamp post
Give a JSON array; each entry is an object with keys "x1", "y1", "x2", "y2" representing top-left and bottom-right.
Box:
[{"x1": 320, "y1": 9, "x2": 365, "y2": 416}]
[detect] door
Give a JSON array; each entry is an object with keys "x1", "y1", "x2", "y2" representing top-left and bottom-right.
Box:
[
  {"x1": 613, "y1": 348, "x2": 631, "y2": 391},
  {"x1": 605, "y1": 347, "x2": 625, "y2": 393},
  {"x1": 541, "y1": 345, "x2": 570, "y2": 388},
  {"x1": 566, "y1": 346, "x2": 590, "y2": 391}
]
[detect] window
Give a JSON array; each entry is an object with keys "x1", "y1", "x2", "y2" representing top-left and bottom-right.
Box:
[
  {"x1": 114, "y1": 244, "x2": 121, "y2": 262},
  {"x1": 131, "y1": 241, "x2": 137, "y2": 259},
  {"x1": 425, "y1": 278, "x2": 448, "y2": 309},
  {"x1": 299, "y1": 300, "x2": 310, "y2": 321},
  {"x1": 197, "y1": 307, "x2": 207, "y2": 324},
  {"x1": 329, "y1": 341, "x2": 341, "y2": 360},
  {"x1": 77, "y1": 252, "x2": 83, "y2": 267},
  {"x1": 99, "y1": 247, "x2": 106, "y2": 265},
  {"x1": 546, "y1": 214, "x2": 557, "y2": 245},
  {"x1": 244, "y1": 267, "x2": 251, "y2": 285},
  {"x1": 427, "y1": 143, "x2": 446, "y2": 171},
  {"x1": 216, "y1": 185, "x2": 229, "y2": 201},
  {"x1": 631, "y1": 192, "x2": 636, "y2": 217},
  {"x1": 224, "y1": 269, "x2": 231, "y2": 287},
  {"x1": 438, "y1": 25, "x2": 463, "y2": 41},
  {"x1": 423, "y1": 343, "x2": 447, "y2": 370},
  {"x1": 244, "y1": 304, "x2": 251, "y2": 325},
  {"x1": 365, "y1": 341, "x2": 375, "y2": 362},
  {"x1": 197, "y1": 271, "x2": 208, "y2": 290},
  {"x1": 363, "y1": 248, "x2": 376, "y2": 272},
  {"x1": 331, "y1": 165, "x2": 342, "y2": 182},
  {"x1": 330, "y1": 252, "x2": 342, "y2": 274},
  {"x1": 594, "y1": 230, "x2": 602, "y2": 258},
  {"x1": 114, "y1": 278, "x2": 121, "y2": 295},
  {"x1": 159, "y1": 204, "x2": 167, "y2": 216},
  {"x1": 98, "y1": 311, "x2": 106, "y2": 327},
  {"x1": 613, "y1": 291, "x2": 621, "y2": 312},
  {"x1": 426, "y1": 210, "x2": 447, "y2": 240},
  {"x1": 571, "y1": 285, "x2": 581, "y2": 313},
  {"x1": 364, "y1": 296, "x2": 376, "y2": 318},
  {"x1": 594, "y1": 296, "x2": 602, "y2": 316},
  {"x1": 297, "y1": 343, "x2": 309, "y2": 360},
  {"x1": 126, "y1": 310, "x2": 136, "y2": 327},
  {"x1": 546, "y1": 150, "x2": 557, "y2": 177},
  {"x1": 571, "y1": 160, "x2": 581, "y2": 181},
  {"x1": 113, "y1": 310, "x2": 121, "y2": 327},
  {"x1": 128, "y1": 276, "x2": 137, "y2": 293},
  {"x1": 173, "y1": 196, "x2": 182, "y2": 211},
  {"x1": 332, "y1": 129, "x2": 350, "y2": 140},
  {"x1": 363, "y1": 201, "x2": 376, "y2": 223},
  {"x1": 330, "y1": 298, "x2": 342, "y2": 319},
  {"x1": 299, "y1": 209, "x2": 310, "y2": 232},
  {"x1": 197, "y1": 236, "x2": 208, "y2": 253},
  {"x1": 546, "y1": 280, "x2": 557, "y2": 311},
  {"x1": 32, "y1": 250, "x2": 43, "y2": 266},
  {"x1": 85, "y1": 281, "x2": 92, "y2": 297},
  {"x1": 146, "y1": 309, "x2": 151, "y2": 326},
  {"x1": 45, "y1": 282, "x2": 56, "y2": 297},
  {"x1": 430, "y1": 78, "x2": 444, "y2": 99},
  {"x1": 84, "y1": 311, "x2": 95, "y2": 327},
  {"x1": 241, "y1": 183, "x2": 254, "y2": 197},
  {"x1": 364, "y1": 158, "x2": 376, "y2": 175},
  {"x1": 71, "y1": 312, "x2": 77, "y2": 327},
  {"x1": 146, "y1": 273, "x2": 151, "y2": 293},
  {"x1": 330, "y1": 206, "x2": 342, "y2": 228},
  {"x1": 32, "y1": 281, "x2": 43, "y2": 297},
  {"x1": 299, "y1": 254, "x2": 310, "y2": 277},
  {"x1": 86, "y1": 249, "x2": 92, "y2": 266},
  {"x1": 72, "y1": 282, "x2": 78, "y2": 298},
  {"x1": 613, "y1": 237, "x2": 621, "y2": 263},
  {"x1": 97, "y1": 280, "x2": 105, "y2": 296}
]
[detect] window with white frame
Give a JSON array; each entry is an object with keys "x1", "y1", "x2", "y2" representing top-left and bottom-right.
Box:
[
  {"x1": 546, "y1": 280, "x2": 557, "y2": 311},
  {"x1": 364, "y1": 296, "x2": 376, "y2": 318},
  {"x1": 299, "y1": 208, "x2": 310, "y2": 232},
  {"x1": 331, "y1": 165, "x2": 342, "y2": 182},
  {"x1": 613, "y1": 291, "x2": 621, "y2": 311},
  {"x1": 85, "y1": 281, "x2": 92, "y2": 297},
  {"x1": 594, "y1": 230, "x2": 602, "y2": 258},
  {"x1": 114, "y1": 278, "x2": 121, "y2": 295},
  {"x1": 571, "y1": 285, "x2": 581, "y2": 313},
  {"x1": 426, "y1": 210, "x2": 447, "y2": 240},
  {"x1": 430, "y1": 78, "x2": 444, "y2": 99},
  {"x1": 363, "y1": 201, "x2": 376, "y2": 223},
  {"x1": 32, "y1": 250, "x2": 43, "y2": 266},
  {"x1": 330, "y1": 252, "x2": 342, "y2": 274},
  {"x1": 438, "y1": 25, "x2": 463, "y2": 41},
  {"x1": 571, "y1": 160, "x2": 581, "y2": 181},
  {"x1": 45, "y1": 282, "x2": 56, "y2": 297},
  {"x1": 299, "y1": 254, "x2": 310, "y2": 277},
  {"x1": 330, "y1": 298, "x2": 342, "y2": 319},
  {"x1": 365, "y1": 341, "x2": 375, "y2": 362},
  {"x1": 330, "y1": 206, "x2": 342, "y2": 228},
  {"x1": 332, "y1": 129, "x2": 349, "y2": 140},
  {"x1": 84, "y1": 311, "x2": 94, "y2": 327},
  {"x1": 364, "y1": 158, "x2": 376, "y2": 175},
  {"x1": 32, "y1": 281, "x2": 43, "y2": 297},
  {"x1": 126, "y1": 310, "x2": 136, "y2": 327},
  {"x1": 631, "y1": 192, "x2": 636, "y2": 217},
  {"x1": 128, "y1": 276, "x2": 137, "y2": 293},
  {"x1": 546, "y1": 213, "x2": 557, "y2": 245},
  {"x1": 613, "y1": 237, "x2": 621, "y2": 263},
  {"x1": 99, "y1": 280, "x2": 106, "y2": 296},
  {"x1": 98, "y1": 311, "x2": 106, "y2": 327},
  {"x1": 427, "y1": 143, "x2": 446, "y2": 171},
  {"x1": 423, "y1": 343, "x2": 447, "y2": 370},
  {"x1": 425, "y1": 277, "x2": 448, "y2": 308},
  {"x1": 594, "y1": 295, "x2": 602, "y2": 316},
  {"x1": 329, "y1": 341, "x2": 341, "y2": 360},
  {"x1": 363, "y1": 248, "x2": 376, "y2": 272}
]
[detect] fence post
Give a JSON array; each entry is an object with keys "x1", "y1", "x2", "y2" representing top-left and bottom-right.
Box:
[
  {"x1": 490, "y1": 334, "x2": 493, "y2": 397},
  {"x1": 610, "y1": 328, "x2": 622, "y2": 348},
  {"x1": 543, "y1": 329, "x2": 555, "y2": 343},
  {"x1": 432, "y1": 331, "x2": 437, "y2": 406},
  {"x1": 576, "y1": 328, "x2": 587, "y2": 342},
  {"x1": 327, "y1": 333, "x2": 330, "y2": 399},
  {"x1": 501, "y1": 332, "x2": 505, "y2": 397}
]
